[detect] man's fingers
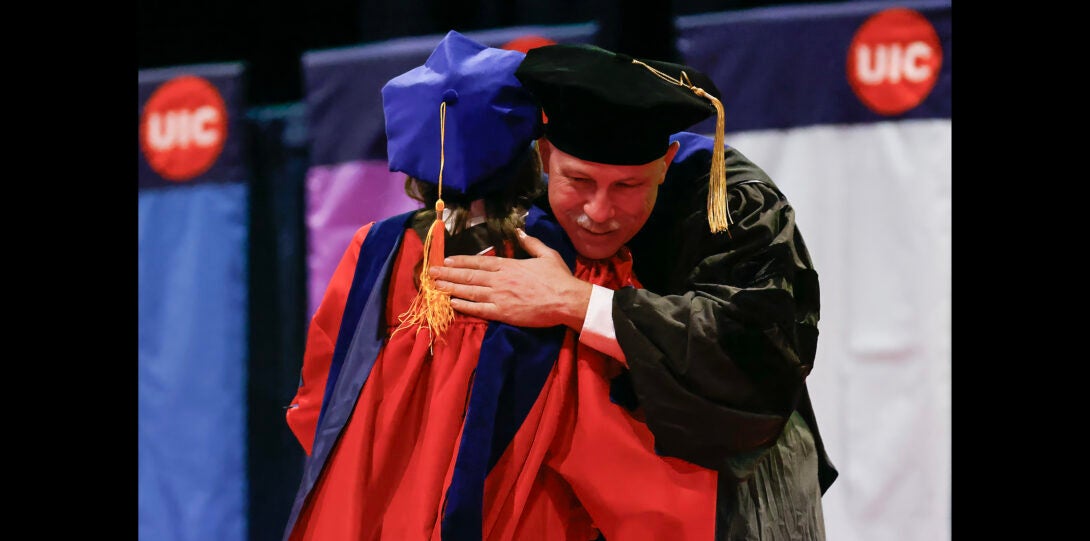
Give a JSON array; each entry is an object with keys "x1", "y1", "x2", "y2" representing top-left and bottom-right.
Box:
[
  {"x1": 448, "y1": 298, "x2": 495, "y2": 319},
  {"x1": 515, "y1": 229, "x2": 558, "y2": 259},
  {"x1": 429, "y1": 265, "x2": 490, "y2": 286},
  {"x1": 434, "y1": 280, "x2": 490, "y2": 302},
  {"x1": 441, "y1": 254, "x2": 503, "y2": 271}
]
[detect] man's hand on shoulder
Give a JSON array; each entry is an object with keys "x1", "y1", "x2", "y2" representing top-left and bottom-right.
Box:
[{"x1": 431, "y1": 229, "x2": 592, "y2": 330}]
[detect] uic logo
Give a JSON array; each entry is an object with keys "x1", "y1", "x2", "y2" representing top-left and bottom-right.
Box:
[
  {"x1": 847, "y1": 8, "x2": 942, "y2": 116},
  {"x1": 140, "y1": 75, "x2": 228, "y2": 182}
]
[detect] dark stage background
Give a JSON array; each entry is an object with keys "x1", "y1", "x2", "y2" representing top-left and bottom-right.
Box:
[{"x1": 139, "y1": 1, "x2": 824, "y2": 105}]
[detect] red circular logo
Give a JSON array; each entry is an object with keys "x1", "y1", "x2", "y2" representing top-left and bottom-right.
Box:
[
  {"x1": 501, "y1": 35, "x2": 557, "y2": 125},
  {"x1": 501, "y1": 34, "x2": 556, "y2": 54},
  {"x1": 140, "y1": 75, "x2": 228, "y2": 182},
  {"x1": 846, "y1": 8, "x2": 942, "y2": 116}
]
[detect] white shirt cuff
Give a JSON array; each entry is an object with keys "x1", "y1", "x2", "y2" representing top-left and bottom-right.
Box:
[{"x1": 578, "y1": 284, "x2": 627, "y2": 365}]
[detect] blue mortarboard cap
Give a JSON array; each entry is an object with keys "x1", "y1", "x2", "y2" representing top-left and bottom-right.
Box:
[{"x1": 383, "y1": 31, "x2": 544, "y2": 197}]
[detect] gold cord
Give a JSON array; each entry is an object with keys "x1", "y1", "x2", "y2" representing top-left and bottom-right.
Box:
[
  {"x1": 394, "y1": 101, "x2": 455, "y2": 344},
  {"x1": 438, "y1": 101, "x2": 445, "y2": 204},
  {"x1": 632, "y1": 60, "x2": 733, "y2": 237}
]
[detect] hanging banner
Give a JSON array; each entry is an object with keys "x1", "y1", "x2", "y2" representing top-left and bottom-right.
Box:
[{"x1": 138, "y1": 62, "x2": 250, "y2": 541}]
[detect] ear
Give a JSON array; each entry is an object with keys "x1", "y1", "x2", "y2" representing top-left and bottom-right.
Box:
[
  {"x1": 663, "y1": 140, "x2": 681, "y2": 166},
  {"x1": 537, "y1": 137, "x2": 553, "y2": 167},
  {"x1": 656, "y1": 140, "x2": 681, "y2": 186}
]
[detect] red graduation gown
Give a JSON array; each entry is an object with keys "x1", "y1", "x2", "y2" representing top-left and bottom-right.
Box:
[{"x1": 286, "y1": 219, "x2": 717, "y2": 540}]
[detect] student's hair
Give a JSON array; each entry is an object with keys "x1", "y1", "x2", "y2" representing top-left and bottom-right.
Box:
[{"x1": 404, "y1": 146, "x2": 544, "y2": 253}]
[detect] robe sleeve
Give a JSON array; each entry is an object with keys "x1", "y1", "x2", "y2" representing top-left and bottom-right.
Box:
[
  {"x1": 285, "y1": 223, "x2": 373, "y2": 455},
  {"x1": 614, "y1": 147, "x2": 821, "y2": 482}
]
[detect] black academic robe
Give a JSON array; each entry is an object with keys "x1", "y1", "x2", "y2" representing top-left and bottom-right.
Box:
[{"x1": 596, "y1": 131, "x2": 837, "y2": 539}]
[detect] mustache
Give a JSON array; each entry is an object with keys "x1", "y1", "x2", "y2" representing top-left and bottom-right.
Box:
[{"x1": 573, "y1": 213, "x2": 621, "y2": 233}]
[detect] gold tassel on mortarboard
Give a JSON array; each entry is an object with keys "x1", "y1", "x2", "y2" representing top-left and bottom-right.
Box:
[
  {"x1": 631, "y1": 60, "x2": 733, "y2": 238},
  {"x1": 394, "y1": 101, "x2": 456, "y2": 345}
]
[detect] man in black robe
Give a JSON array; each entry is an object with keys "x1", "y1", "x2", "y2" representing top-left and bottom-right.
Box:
[{"x1": 431, "y1": 42, "x2": 837, "y2": 540}]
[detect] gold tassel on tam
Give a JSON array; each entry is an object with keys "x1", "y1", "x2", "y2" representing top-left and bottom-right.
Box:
[
  {"x1": 692, "y1": 87, "x2": 731, "y2": 236},
  {"x1": 632, "y1": 60, "x2": 733, "y2": 237},
  {"x1": 394, "y1": 101, "x2": 456, "y2": 344}
]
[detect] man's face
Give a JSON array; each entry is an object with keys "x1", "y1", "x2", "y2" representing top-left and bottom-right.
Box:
[{"x1": 542, "y1": 139, "x2": 678, "y2": 260}]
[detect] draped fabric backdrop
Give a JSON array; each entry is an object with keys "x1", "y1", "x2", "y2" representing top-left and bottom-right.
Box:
[{"x1": 301, "y1": 1, "x2": 951, "y2": 540}]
